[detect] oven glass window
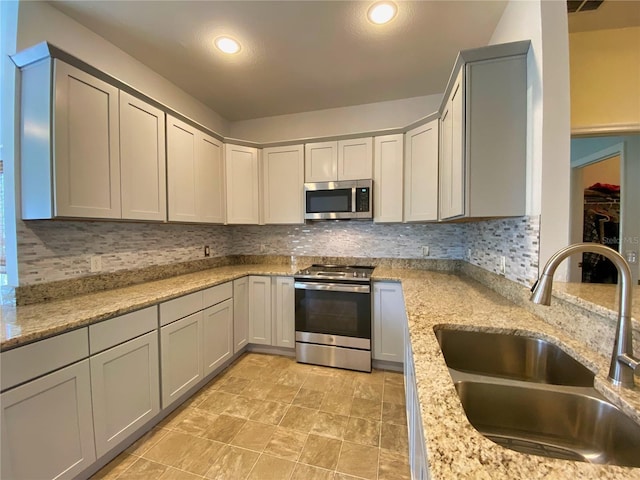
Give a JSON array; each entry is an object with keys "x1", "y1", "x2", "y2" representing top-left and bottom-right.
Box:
[
  {"x1": 295, "y1": 288, "x2": 371, "y2": 339},
  {"x1": 306, "y1": 189, "x2": 352, "y2": 213}
]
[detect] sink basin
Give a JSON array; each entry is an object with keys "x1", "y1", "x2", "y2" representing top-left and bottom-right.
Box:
[
  {"x1": 456, "y1": 381, "x2": 640, "y2": 467},
  {"x1": 434, "y1": 328, "x2": 594, "y2": 387}
]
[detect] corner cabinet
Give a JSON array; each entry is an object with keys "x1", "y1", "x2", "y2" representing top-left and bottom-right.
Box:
[
  {"x1": 439, "y1": 44, "x2": 528, "y2": 220},
  {"x1": 263, "y1": 145, "x2": 304, "y2": 224},
  {"x1": 225, "y1": 144, "x2": 261, "y2": 224},
  {"x1": 167, "y1": 115, "x2": 225, "y2": 224},
  {"x1": 404, "y1": 119, "x2": 439, "y2": 222},
  {"x1": 373, "y1": 134, "x2": 404, "y2": 223}
]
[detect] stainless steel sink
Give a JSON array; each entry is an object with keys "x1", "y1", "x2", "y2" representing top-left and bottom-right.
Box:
[
  {"x1": 434, "y1": 328, "x2": 594, "y2": 387},
  {"x1": 455, "y1": 381, "x2": 640, "y2": 467}
]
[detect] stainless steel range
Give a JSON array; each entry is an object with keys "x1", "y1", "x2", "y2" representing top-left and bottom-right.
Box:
[{"x1": 293, "y1": 265, "x2": 375, "y2": 372}]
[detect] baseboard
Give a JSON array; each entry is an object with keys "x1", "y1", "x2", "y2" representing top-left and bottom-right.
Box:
[{"x1": 373, "y1": 359, "x2": 404, "y2": 372}]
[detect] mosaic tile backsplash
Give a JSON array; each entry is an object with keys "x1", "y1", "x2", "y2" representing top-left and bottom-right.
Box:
[{"x1": 16, "y1": 216, "x2": 540, "y2": 287}]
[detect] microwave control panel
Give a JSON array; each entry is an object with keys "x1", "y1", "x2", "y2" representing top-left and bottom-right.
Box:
[{"x1": 355, "y1": 188, "x2": 370, "y2": 212}]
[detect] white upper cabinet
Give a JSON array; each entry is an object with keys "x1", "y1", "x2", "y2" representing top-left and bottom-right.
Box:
[
  {"x1": 305, "y1": 139, "x2": 373, "y2": 183},
  {"x1": 120, "y1": 91, "x2": 167, "y2": 221},
  {"x1": 225, "y1": 144, "x2": 261, "y2": 225},
  {"x1": 305, "y1": 141, "x2": 337, "y2": 182},
  {"x1": 404, "y1": 119, "x2": 439, "y2": 222},
  {"x1": 337, "y1": 137, "x2": 373, "y2": 180},
  {"x1": 167, "y1": 115, "x2": 225, "y2": 224},
  {"x1": 373, "y1": 134, "x2": 404, "y2": 223},
  {"x1": 263, "y1": 144, "x2": 304, "y2": 224}
]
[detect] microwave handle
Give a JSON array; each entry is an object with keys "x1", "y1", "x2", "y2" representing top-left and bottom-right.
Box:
[
  {"x1": 352, "y1": 188, "x2": 356, "y2": 213},
  {"x1": 294, "y1": 282, "x2": 370, "y2": 294}
]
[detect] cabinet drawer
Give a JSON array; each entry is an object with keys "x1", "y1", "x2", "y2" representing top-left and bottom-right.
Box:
[
  {"x1": 1, "y1": 328, "x2": 89, "y2": 392},
  {"x1": 203, "y1": 282, "x2": 232, "y2": 309},
  {"x1": 89, "y1": 306, "x2": 158, "y2": 354},
  {"x1": 159, "y1": 291, "x2": 203, "y2": 326}
]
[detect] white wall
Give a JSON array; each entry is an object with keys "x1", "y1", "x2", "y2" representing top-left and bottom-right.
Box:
[
  {"x1": 489, "y1": 0, "x2": 571, "y2": 280},
  {"x1": 228, "y1": 94, "x2": 443, "y2": 143},
  {"x1": 16, "y1": 1, "x2": 229, "y2": 135}
]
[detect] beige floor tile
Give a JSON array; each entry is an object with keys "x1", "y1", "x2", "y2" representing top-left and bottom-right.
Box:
[
  {"x1": 90, "y1": 452, "x2": 138, "y2": 479},
  {"x1": 319, "y1": 393, "x2": 353, "y2": 416},
  {"x1": 277, "y1": 369, "x2": 309, "y2": 388},
  {"x1": 329, "y1": 377, "x2": 357, "y2": 396},
  {"x1": 116, "y1": 458, "x2": 169, "y2": 479},
  {"x1": 229, "y1": 364, "x2": 266, "y2": 380},
  {"x1": 249, "y1": 399, "x2": 289, "y2": 425},
  {"x1": 382, "y1": 402, "x2": 407, "y2": 425},
  {"x1": 336, "y1": 441, "x2": 379, "y2": 480},
  {"x1": 156, "y1": 405, "x2": 192, "y2": 430},
  {"x1": 353, "y1": 381, "x2": 383, "y2": 402},
  {"x1": 202, "y1": 414, "x2": 246, "y2": 444},
  {"x1": 241, "y1": 379, "x2": 274, "y2": 400},
  {"x1": 303, "y1": 373, "x2": 335, "y2": 391},
  {"x1": 343, "y1": 417, "x2": 380, "y2": 447},
  {"x1": 290, "y1": 462, "x2": 334, "y2": 480},
  {"x1": 217, "y1": 376, "x2": 251, "y2": 394},
  {"x1": 197, "y1": 391, "x2": 238, "y2": 415},
  {"x1": 334, "y1": 473, "x2": 368, "y2": 480},
  {"x1": 204, "y1": 445, "x2": 259, "y2": 480},
  {"x1": 292, "y1": 387, "x2": 325, "y2": 409},
  {"x1": 159, "y1": 467, "x2": 204, "y2": 480},
  {"x1": 352, "y1": 369, "x2": 385, "y2": 385},
  {"x1": 383, "y1": 371, "x2": 404, "y2": 387},
  {"x1": 383, "y1": 385, "x2": 405, "y2": 405},
  {"x1": 247, "y1": 454, "x2": 296, "y2": 480},
  {"x1": 237, "y1": 352, "x2": 273, "y2": 367},
  {"x1": 224, "y1": 395, "x2": 261, "y2": 419},
  {"x1": 378, "y1": 449, "x2": 411, "y2": 480},
  {"x1": 350, "y1": 397, "x2": 382, "y2": 421},
  {"x1": 142, "y1": 431, "x2": 225, "y2": 476},
  {"x1": 269, "y1": 355, "x2": 296, "y2": 369},
  {"x1": 125, "y1": 427, "x2": 170, "y2": 456},
  {"x1": 380, "y1": 423, "x2": 409, "y2": 454},
  {"x1": 298, "y1": 434, "x2": 342, "y2": 470},
  {"x1": 263, "y1": 427, "x2": 308, "y2": 461},
  {"x1": 310, "y1": 411, "x2": 349, "y2": 439},
  {"x1": 172, "y1": 409, "x2": 219, "y2": 437},
  {"x1": 279, "y1": 405, "x2": 319, "y2": 433},
  {"x1": 230, "y1": 421, "x2": 276, "y2": 452},
  {"x1": 265, "y1": 384, "x2": 299, "y2": 403}
]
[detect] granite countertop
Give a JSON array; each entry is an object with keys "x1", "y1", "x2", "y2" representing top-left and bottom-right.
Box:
[
  {"x1": 373, "y1": 267, "x2": 640, "y2": 480},
  {"x1": 2, "y1": 264, "x2": 640, "y2": 478},
  {"x1": 553, "y1": 281, "x2": 640, "y2": 322}
]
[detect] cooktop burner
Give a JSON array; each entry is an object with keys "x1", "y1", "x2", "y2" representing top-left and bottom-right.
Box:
[{"x1": 294, "y1": 264, "x2": 375, "y2": 282}]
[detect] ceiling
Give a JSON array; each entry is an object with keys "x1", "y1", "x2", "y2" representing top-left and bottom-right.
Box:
[
  {"x1": 48, "y1": 1, "x2": 509, "y2": 121},
  {"x1": 568, "y1": 0, "x2": 640, "y2": 32}
]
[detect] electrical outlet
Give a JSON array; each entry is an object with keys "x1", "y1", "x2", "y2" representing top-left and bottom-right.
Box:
[
  {"x1": 627, "y1": 251, "x2": 638, "y2": 264},
  {"x1": 90, "y1": 255, "x2": 102, "y2": 273},
  {"x1": 204, "y1": 245, "x2": 210, "y2": 257},
  {"x1": 500, "y1": 256, "x2": 506, "y2": 275},
  {"x1": 260, "y1": 244, "x2": 266, "y2": 253},
  {"x1": 467, "y1": 248, "x2": 472, "y2": 258},
  {"x1": 422, "y1": 246, "x2": 430, "y2": 257}
]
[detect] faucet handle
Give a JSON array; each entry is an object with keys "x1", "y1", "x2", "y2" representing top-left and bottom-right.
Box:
[{"x1": 618, "y1": 354, "x2": 640, "y2": 380}]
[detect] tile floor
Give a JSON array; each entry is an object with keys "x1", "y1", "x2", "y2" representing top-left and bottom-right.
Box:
[{"x1": 91, "y1": 353, "x2": 410, "y2": 480}]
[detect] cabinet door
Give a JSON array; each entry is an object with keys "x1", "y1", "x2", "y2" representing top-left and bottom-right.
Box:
[
  {"x1": 1, "y1": 360, "x2": 96, "y2": 480},
  {"x1": 167, "y1": 115, "x2": 199, "y2": 222},
  {"x1": 233, "y1": 277, "x2": 249, "y2": 353},
  {"x1": 198, "y1": 134, "x2": 225, "y2": 224},
  {"x1": 249, "y1": 276, "x2": 272, "y2": 345},
  {"x1": 404, "y1": 120, "x2": 439, "y2": 222},
  {"x1": 202, "y1": 299, "x2": 234, "y2": 376},
  {"x1": 337, "y1": 137, "x2": 373, "y2": 180},
  {"x1": 54, "y1": 60, "x2": 120, "y2": 219},
  {"x1": 120, "y1": 91, "x2": 166, "y2": 221},
  {"x1": 305, "y1": 141, "x2": 337, "y2": 182},
  {"x1": 440, "y1": 70, "x2": 465, "y2": 220},
  {"x1": 274, "y1": 277, "x2": 295, "y2": 348},
  {"x1": 90, "y1": 331, "x2": 160, "y2": 458},
  {"x1": 160, "y1": 312, "x2": 203, "y2": 409},
  {"x1": 263, "y1": 145, "x2": 304, "y2": 224},
  {"x1": 373, "y1": 282, "x2": 405, "y2": 362},
  {"x1": 225, "y1": 144, "x2": 260, "y2": 224},
  {"x1": 374, "y1": 134, "x2": 404, "y2": 223}
]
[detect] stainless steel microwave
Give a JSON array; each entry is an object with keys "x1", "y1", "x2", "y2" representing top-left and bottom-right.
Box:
[{"x1": 304, "y1": 179, "x2": 373, "y2": 220}]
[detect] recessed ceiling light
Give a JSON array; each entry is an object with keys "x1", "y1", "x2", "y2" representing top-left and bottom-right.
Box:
[
  {"x1": 368, "y1": 1, "x2": 397, "y2": 25},
  {"x1": 215, "y1": 36, "x2": 241, "y2": 54}
]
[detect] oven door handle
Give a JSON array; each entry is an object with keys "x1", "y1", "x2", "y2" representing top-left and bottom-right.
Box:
[{"x1": 294, "y1": 282, "x2": 370, "y2": 294}]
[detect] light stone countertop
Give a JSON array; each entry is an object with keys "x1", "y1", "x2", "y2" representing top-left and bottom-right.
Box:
[
  {"x1": 2, "y1": 264, "x2": 640, "y2": 478},
  {"x1": 552, "y1": 282, "x2": 640, "y2": 323}
]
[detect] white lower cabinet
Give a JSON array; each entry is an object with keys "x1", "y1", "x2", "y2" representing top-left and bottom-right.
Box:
[
  {"x1": 160, "y1": 312, "x2": 204, "y2": 409},
  {"x1": 249, "y1": 276, "x2": 272, "y2": 345},
  {"x1": 273, "y1": 277, "x2": 295, "y2": 348},
  {"x1": 373, "y1": 282, "x2": 406, "y2": 363},
  {"x1": 202, "y1": 299, "x2": 234, "y2": 376},
  {"x1": 1, "y1": 360, "x2": 96, "y2": 480},
  {"x1": 233, "y1": 277, "x2": 250, "y2": 353},
  {"x1": 90, "y1": 331, "x2": 160, "y2": 458}
]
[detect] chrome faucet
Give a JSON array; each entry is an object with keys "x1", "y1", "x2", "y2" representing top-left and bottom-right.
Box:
[{"x1": 530, "y1": 242, "x2": 639, "y2": 388}]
